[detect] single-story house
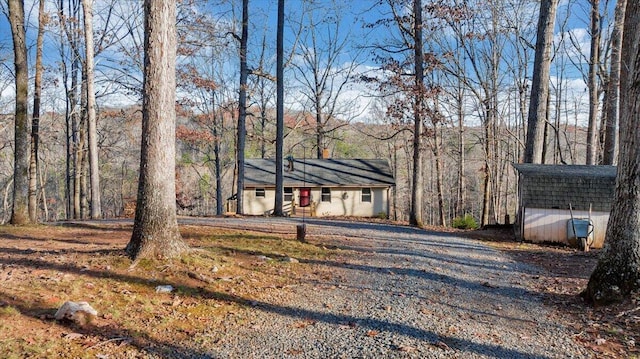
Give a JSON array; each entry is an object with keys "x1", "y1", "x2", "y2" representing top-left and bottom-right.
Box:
[
  {"x1": 243, "y1": 158, "x2": 395, "y2": 217},
  {"x1": 513, "y1": 164, "x2": 616, "y2": 248}
]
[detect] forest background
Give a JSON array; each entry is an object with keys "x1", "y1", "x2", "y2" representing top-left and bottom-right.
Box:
[{"x1": 0, "y1": 0, "x2": 618, "y2": 228}]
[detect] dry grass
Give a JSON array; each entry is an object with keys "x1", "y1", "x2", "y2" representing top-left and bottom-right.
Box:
[{"x1": 0, "y1": 223, "x2": 339, "y2": 358}]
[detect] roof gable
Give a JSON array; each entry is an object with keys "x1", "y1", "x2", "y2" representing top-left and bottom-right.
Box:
[{"x1": 244, "y1": 159, "x2": 395, "y2": 187}]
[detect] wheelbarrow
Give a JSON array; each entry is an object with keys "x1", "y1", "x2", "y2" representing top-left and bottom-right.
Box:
[{"x1": 567, "y1": 204, "x2": 594, "y2": 252}]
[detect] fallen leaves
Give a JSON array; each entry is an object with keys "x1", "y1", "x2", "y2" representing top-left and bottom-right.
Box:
[
  {"x1": 62, "y1": 332, "x2": 84, "y2": 340},
  {"x1": 433, "y1": 341, "x2": 451, "y2": 350},
  {"x1": 292, "y1": 319, "x2": 317, "y2": 329},
  {"x1": 396, "y1": 344, "x2": 417, "y2": 352}
]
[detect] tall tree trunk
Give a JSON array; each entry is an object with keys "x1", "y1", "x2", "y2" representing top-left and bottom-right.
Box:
[
  {"x1": 455, "y1": 50, "x2": 466, "y2": 218},
  {"x1": 524, "y1": 0, "x2": 558, "y2": 164},
  {"x1": 541, "y1": 93, "x2": 551, "y2": 164},
  {"x1": 586, "y1": 0, "x2": 601, "y2": 165},
  {"x1": 603, "y1": 0, "x2": 626, "y2": 165},
  {"x1": 584, "y1": 1, "x2": 640, "y2": 304},
  {"x1": 72, "y1": 58, "x2": 81, "y2": 218},
  {"x1": 457, "y1": 105, "x2": 465, "y2": 218},
  {"x1": 29, "y1": 0, "x2": 46, "y2": 223},
  {"x1": 66, "y1": 0, "x2": 83, "y2": 219},
  {"x1": 79, "y1": 68, "x2": 88, "y2": 219},
  {"x1": 127, "y1": 0, "x2": 187, "y2": 260},
  {"x1": 83, "y1": 0, "x2": 102, "y2": 218},
  {"x1": 409, "y1": 0, "x2": 424, "y2": 228},
  {"x1": 391, "y1": 142, "x2": 398, "y2": 221},
  {"x1": 212, "y1": 91, "x2": 223, "y2": 216},
  {"x1": 316, "y1": 101, "x2": 324, "y2": 159},
  {"x1": 59, "y1": 0, "x2": 69, "y2": 219},
  {"x1": 235, "y1": 0, "x2": 248, "y2": 215},
  {"x1": 64, "y1": 69, "x2": 72, "y2": 218},
  {"x1": 8, "y1": 0, "x2": 31, "y2": 225},
  {"x1": 481, "y1": 100, "x2": 492, "y2": 227},
  {"x1": 38, "y1": 162, "x2": 49, "y2": 221},
  {"x1": 274, "y1": 0, "x2": 285, "y2": 216},
  {"x1": 433, "y1": 126, "x2": 446, "y2": 226}
]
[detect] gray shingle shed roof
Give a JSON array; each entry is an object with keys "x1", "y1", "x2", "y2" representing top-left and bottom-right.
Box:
[
  {"x1": 244, "y1": 159, "x2": 395, "y2": 187},
  {"x1": 512, "y1": 163, "x2": 617, "y2": 178},
  {"x1": 512, "y1": 164, "x2": 617, "y2": 212}
]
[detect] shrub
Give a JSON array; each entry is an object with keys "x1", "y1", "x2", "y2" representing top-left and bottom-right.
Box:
[{"x1": 452, "y1": 214, "x2": 478, "y2": 230}]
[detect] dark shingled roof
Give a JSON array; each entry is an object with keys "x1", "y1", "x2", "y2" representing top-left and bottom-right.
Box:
[
  {"x1": 512, "y1": 164, "x2": 617, "y2": 212},
  {"x1": 512, "y1": 164, "x2": 617, "y2": 178},
  {"x1": 244, "y1": 159, "x2": 395, "y2": 187}
]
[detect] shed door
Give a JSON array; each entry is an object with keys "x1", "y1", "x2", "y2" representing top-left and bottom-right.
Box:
[{"x1": 299, "y1": 188, "x2": 311, "y2": 207}]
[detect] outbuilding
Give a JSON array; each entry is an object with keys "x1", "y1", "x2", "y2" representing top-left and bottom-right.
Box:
[
  {"x1": 243, "y1": 158, "x2": 395, "y2": 218},
  {"x1": 513, "y1": 164, "x2": 617, "y2": 248}
]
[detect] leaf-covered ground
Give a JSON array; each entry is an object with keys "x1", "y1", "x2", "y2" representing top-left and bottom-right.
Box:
[
  {"x1": 471, "y1": 227, "x2": 640, "y2": 358},
  {"x1": 0, "y1": 222, "x2": 338, "y2": 358},
  {"x1": 0, "y1": 221, "x2": 638, "y2": 358}
]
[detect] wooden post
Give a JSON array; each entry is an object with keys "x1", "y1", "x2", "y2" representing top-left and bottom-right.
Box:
[{"x1": 296, "y1": 224, "x2": 306, "y2": 242}]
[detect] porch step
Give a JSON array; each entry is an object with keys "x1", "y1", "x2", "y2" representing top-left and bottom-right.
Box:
[{"x1": 291, "y1": 207, "x2": 313, "y2": 218}]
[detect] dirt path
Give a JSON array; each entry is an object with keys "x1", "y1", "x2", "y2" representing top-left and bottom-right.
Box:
[{"x1": 175, "y1": 217, "x2": 589, "y2": 358}]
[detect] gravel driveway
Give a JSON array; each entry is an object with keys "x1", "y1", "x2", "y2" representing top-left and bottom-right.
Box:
[{"x1": 178, "y1": 217, "x2": 589, "y2": 359}]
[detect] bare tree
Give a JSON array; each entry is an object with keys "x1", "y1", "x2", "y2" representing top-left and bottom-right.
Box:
[
  {"x1": 56, "y1": 0, "x2": 84, "y2": 219},
  {"x1": 524, "y1": 0, "x2": 559, "y2": 164},
  {"x1": 410, "y1": 0, "x2": 425, "y2": 227},
  {"x1": 291, "y1": 0, "x2": 363, "y2": 159},
  {"x1": 274, "y1": 0, "x2": 285, "y2": 216},
  {"x1": 584, "y1": 1, "x2": 640, "y2": 304},
  {"x1": 8, "y1": 0, "x2": 31, "y2": 225},
  {"x1": 602, "y1": 0, "x2": 626, "y2": 165},
  {"x1": 83, "y1": 0, "x2": 102, "y2": 218},
  {"x1": 29, "y1": 0, "x2": 46, "y2": 223},
  {"x1": 127, "y1": 0, "x2": 187, "y2": 260},
  {"x1": 235, "y1": 0, "x2": 248, "y2": 215},
  {"x1": 586, "y1": 0, "x2": 601, "y2": 165}
]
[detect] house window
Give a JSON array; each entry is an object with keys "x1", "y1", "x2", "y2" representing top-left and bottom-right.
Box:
[
  {"x1": 361, "y1": 188, "x2": 372, "y2": 202},
  {"x1": 255, "y1": 188, "x2": 265, "y2": 198},
  {"x1": 321, "y1": 188, "x2": 331, "y2": 202},
  {"x1": 284, "y1": 187, "x2": 293, "y2": 202}
]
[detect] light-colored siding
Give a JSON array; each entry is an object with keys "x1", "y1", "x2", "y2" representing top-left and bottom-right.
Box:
[
  {"x1": 315, "y1": 187, "x2": 388, "y2": 217},
  {"x1": 243, "y1": 187, "x2": 277, "y2": 216},
  {"x1": 243, "y1": 186, "x2": 389, "y2": 217},
  {"x1": 523, "y1": 207, "x2": 608, "y2": 248}
]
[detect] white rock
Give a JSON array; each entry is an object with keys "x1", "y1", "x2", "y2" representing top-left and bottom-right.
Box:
[
  {"x1": 54, "y1": 301, "x2": 98, "y2": 325},
  {"x1": 155, "y1": 285, "x2": 174, "y2": 293},
  {"x1": 283, "y1": 257, "x2": 299, "y2": 263}
]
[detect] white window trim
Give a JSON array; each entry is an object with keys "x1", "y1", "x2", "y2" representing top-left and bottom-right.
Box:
[
  {"x1": 321, "y1": 187, "x2": 331, "y2": 202},
  {"x1": 361, "y1": 188, "x2": 372, "y2": 202}
]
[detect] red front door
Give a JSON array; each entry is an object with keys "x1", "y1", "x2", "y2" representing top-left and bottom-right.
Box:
[{"x1": 299, "y1": 188, "x2": 311, "y2": 207}]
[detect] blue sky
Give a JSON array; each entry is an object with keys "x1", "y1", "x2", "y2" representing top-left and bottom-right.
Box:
[{"x1": 0, "y1": 0, "x2": 616, "y2": 124}]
